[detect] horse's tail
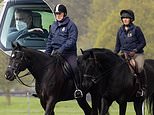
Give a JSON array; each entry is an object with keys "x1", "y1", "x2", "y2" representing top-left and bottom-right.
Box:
[{"x1": 147, "y1": 94, "x2": 154, "y2": 115}]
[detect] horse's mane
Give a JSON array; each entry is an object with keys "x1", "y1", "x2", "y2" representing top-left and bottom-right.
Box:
[
  {"x1": 21, "y1": 46, "x2": 51, "y2": 60},
  {"x1": 84, "y1": 48, "x2": 111, "y2": 53},
  {"x1": 83, "y1": 48, "x2": 123, "y2": 63},
  {"x1": 19, "y1": 46, "x2": 67, "y2": 81}
]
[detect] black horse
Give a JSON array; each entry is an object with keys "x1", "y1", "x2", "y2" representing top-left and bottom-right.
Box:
[
  {"x1": 5, "y1": 43, "x2": 97, "y2": 115},
  {"x1": 81, "y1": 48, "x2": 154, "y2": 115}
]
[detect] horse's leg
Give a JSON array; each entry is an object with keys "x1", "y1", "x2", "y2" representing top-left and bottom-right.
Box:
[
  {"x1": 40, "y1": 96, "x2": 53, "y2": 115},
  {"x1": 97, "y1": 97, "x2": 110, "y2": 115},
  {"x1": 119, "y1": 102, "x2": 127, "y2": 115},
  {"x1": 77, "y1": 95, "x2": 92, "y2": 115},
  {"x1": 133, "y1": 98, "x2": 144, "y2": 115},
  {"x1": 100, "y1": 98, "x2": 112, "y2": 115},
  {"x1": 40, "y1": 98, "x2": 46, "y2": 111},
  {"x1": 44, "y1": 96, "x2": 56, "y2": 115},
  {"x1": 91, "y1": 92, "x2": 100, "y2": 115}
]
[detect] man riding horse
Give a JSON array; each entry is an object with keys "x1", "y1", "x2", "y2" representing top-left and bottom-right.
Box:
[
  {"x1": 45, "y1": 4, "x2": 83, "y2": 99},
  {"x1": 114, "y1": 9, "x2": 146, "y2": 97}
]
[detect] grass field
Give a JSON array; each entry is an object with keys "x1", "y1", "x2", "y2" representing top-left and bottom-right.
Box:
[{"x1": 0, "y1": 96, "x2": 148, "y2": 115}]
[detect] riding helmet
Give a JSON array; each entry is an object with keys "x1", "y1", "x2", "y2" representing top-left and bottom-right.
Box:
[
  {"x1": 54, "y1": 4, "x2": 67, "y2": 16},
  {"x1": 120, "y1": 9, "x2": 135, "y2": 21}
]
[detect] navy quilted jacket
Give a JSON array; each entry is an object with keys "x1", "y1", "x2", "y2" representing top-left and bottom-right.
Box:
[
  {"x1": 114, "y1": 24, "x2": 146, "y2": 53},
  {"x1": 45, "y1": 17, "x2": 78, "y2": 55}
]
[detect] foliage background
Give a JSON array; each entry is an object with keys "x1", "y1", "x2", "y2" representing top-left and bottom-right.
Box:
[{"x1": 55, "y1": 0, "x2": 154, "y2": 58}]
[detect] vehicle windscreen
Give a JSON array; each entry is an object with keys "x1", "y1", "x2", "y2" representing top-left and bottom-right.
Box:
[{"x1": 0, "y1": 4, "x2": 54, "y2": 49}]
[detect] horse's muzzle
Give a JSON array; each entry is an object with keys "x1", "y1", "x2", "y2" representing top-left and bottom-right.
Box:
[{"x1": 5, "y1": 70, "x2": 15, "y2": 81}]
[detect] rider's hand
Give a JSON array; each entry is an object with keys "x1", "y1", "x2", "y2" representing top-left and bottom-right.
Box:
[
  {"x1": 52, "y1": 50, "x2": 62, "y2": 55},
  {"x1": 113, "y1": 51, "x2": 118, "y2": 55},
  {"x1": 129, "y1": 51, "x2": 136, "y2": 57}
]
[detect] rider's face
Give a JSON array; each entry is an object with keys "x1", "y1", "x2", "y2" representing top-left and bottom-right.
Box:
[
  {"x1": 121, "y1": 18, "x2": 131, "y2": 26},
  {"x1": 55, "y1": 12, "x2": 65, "y2": 21}
]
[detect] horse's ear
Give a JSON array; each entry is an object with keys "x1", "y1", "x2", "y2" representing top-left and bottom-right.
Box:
[
  {"x1": 80, "y1": 48, "x2": 84, "y2": 54},
  {"x1": 89, "y1": 51, "x2": 94, "y2": 58},
  {"x1": 11, "y1": 42, "x2": 16, "y2": 48},
  {"x1": 11, "y1": 42, "x2": 21, "y2": 49},
  {"x1": 16, "y1": 42, "x2": 21, "y2": 48},
  {"x1": 89, "y1": 51, "x2": 97, "y2": 63}
]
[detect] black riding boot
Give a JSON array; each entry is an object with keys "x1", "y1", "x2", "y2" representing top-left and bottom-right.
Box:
[
  {"x1": 73, "y1": 70, "x2": 83, "y2": 99},
  {"x1": 136, "y1": 70, "x2": 146, "y2": 97}
]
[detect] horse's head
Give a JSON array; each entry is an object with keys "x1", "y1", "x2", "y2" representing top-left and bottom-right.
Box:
[
  {"x1": 5, "y1": 43, "x2": 28, "y2": 81},
  {"x1": 79, "y1": 49, "x2": 104, "y2": 88},
  {"x1": 80, "y1": 48, "x2": 122, "y2": 87},
  {"x1": 82, "y1": 50, "x2": 100, "y2": 78}
]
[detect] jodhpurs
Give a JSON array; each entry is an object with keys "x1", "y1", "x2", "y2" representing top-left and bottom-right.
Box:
[{"x1": 133, "y1": 53, "x2": 145, "y2": 73}]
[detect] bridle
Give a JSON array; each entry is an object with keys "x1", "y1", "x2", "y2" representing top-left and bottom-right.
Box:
[
  {"x1": 7, "y1": 50, "x2": 34, "y2": 87},
  {"x1": 84, "y1": 58, "x2": 107, "y2": 83},
  {"x1": 7, "y1": 50, "x2": 64, "y2": 87},
  {"x1": 83, "y1": 56, "x2": 126, "y2": 86}
]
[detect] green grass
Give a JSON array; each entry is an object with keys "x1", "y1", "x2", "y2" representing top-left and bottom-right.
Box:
[
  {"x1": 0, "y1": 96, "x2": 148, "y2": 115},
  {"x1": 0, "y1": 96, "x2": 84, "y2": 115}
]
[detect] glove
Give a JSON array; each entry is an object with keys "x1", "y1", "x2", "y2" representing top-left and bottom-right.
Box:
[
  {"x1": 113, "y1": 50, "x2": 118, "y2": 55},
  {"x1": 129, "y1": 51, "x2": 136, "y2": 57},
  {"x1": 52, "y1": 49, "x2": 62, "y2": 55}
]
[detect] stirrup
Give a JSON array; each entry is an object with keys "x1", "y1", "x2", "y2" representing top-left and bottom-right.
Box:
[{"x1": 74, "y1": 89, "x2": 83, "y2": 99}]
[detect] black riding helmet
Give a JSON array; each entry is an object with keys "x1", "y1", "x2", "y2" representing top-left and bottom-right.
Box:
[
  {"x1": 120, "y1": 9, "x2": 135, "y2": 21},
  {"x1": 54, "y1": 4, "x2": 67, "y2": 16}
]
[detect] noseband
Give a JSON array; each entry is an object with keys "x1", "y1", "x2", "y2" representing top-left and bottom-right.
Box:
[{"x1": 7, "y1": 50, "x2": 33, "y2": 87}]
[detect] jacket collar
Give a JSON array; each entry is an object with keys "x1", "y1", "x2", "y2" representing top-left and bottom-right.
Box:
[
  {"x1": 56, "y1": 17, "x2": 70, "y2": 27},
  {"x1": 122, "y1": 23, "x2": 135, "y2": 31}
]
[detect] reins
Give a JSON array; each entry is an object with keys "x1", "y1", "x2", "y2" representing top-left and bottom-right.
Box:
[
  {"x1": 13, "y1": 53, "x2": 35, "y2": 87},
  {"x1": 13, "y1": 50, "x2": 56, "y2": 87},
  {"x1": 14, "y1": 72, "x2": 34, "y2": 87},
  {"x1": 83, "y1": 58, "x2": 126, "y2": 92}
]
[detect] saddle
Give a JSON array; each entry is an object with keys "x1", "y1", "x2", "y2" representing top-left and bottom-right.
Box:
[
  {"x1": 121, "y1": 53, "x2": 146, "y2": 97},
  {"x1": 121, "y1": 53, "x2": 140, "y2": 86},
  {"x1": 121, "y1": 52, "x2": 138, "y2": 75},
  {"x1": 127, "y1": 58, "x2": 138, "y2": 76}
]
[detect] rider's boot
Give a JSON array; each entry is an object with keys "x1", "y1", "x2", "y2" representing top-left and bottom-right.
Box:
[
  {"x1": 74, "y1": 70, "x2": 83, "y2": 99},
  {"x1": 136, "y1": 70, "x2": 146, "y2": 97}
]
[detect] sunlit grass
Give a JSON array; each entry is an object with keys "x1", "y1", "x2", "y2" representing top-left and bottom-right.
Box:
[{"x1": 0, "y1": 96, "x2": 149, "y2": 115}]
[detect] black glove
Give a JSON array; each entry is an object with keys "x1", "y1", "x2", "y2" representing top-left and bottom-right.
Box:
[
  {"x1": 113, "y1": 50, "x2": 118, "y2": 55},
  {"x1": 129, "y1": 51, "x2": 136, "y2": 57},
  {"x1": 52, "y1": 50, "x2": 61, "y2": 55}
]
